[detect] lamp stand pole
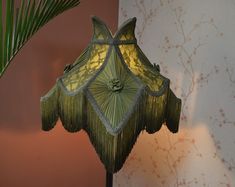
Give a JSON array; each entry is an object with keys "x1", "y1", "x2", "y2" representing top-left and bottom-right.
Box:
[{"x1": 106, "y1": 170, "x2": 113, "y2": 187}]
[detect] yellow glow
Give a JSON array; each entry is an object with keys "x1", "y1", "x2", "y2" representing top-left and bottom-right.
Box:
[
  {"x1": 63, "y1": 44, "x2": 109, "y2": 91},
  {"x1": 119, "y1": 44, "x2": 164, "y2": 92},
  {"x1": 97, "y1": 34, "x2": 104, "y2": 40},
  {"x1": 119, "y1": 32, "x2": 135, "y2": 40}
]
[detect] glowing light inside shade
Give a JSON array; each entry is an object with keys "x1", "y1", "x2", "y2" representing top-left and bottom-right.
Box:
[
  {"x1": 118, "y1": 44, "x2": 164, "y2": 92},
  {"x1": 63, "y1": 44, "x2": 109, "y2": 92}
]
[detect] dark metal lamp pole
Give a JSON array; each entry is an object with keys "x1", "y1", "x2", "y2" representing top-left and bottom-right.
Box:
[{"x1": 106, "y1": 171, "x2": 113, "y2": 187}]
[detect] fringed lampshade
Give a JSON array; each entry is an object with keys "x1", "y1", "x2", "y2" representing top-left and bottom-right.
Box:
[{"x1": 40, "y1": 16, "x2": 181, "y2": 186}]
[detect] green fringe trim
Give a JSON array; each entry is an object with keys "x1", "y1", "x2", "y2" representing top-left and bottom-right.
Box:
[
  {"x1": 165, "y1": 89, "x2": 181, "y2": 133},
  {"x1": 84, "y1": 94, "x2": 145, "y2": 173},
  {"x1": 40, "y1": 85, "x2": 59, "y2": 131},
  {"x1": 40, "y1": 16, "x2": 182, "y2": 173},
  {"x1": 58, "y1": 88, "x2": 85, "y2": 132},
  {"x1": 40, "y1": 83, "x2": 181, "y2": 172},
  {"x1": 144, "y1": 89, "x2": 168, "y2": 134}
]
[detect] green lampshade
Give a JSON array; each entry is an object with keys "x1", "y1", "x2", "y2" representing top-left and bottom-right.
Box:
[{"x1": 40, "y1": 16, "x2": 181, "y2": 173}]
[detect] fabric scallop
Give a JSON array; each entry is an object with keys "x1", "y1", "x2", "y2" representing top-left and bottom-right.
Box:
[{"x1": 40, "y1": 16, "x2": 181, "y2": 173}]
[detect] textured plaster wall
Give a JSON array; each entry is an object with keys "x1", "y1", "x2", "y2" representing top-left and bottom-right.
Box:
[{"x1": 117, "y1": 0, "x2": 235, "y2": 186}]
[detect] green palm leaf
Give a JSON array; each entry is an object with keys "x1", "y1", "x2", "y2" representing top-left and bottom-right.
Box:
[{"x1": 0, "y1": 0, "x2": 80, "y2": 77}]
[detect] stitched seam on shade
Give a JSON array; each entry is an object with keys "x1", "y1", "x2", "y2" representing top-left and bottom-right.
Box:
[
  {"x1": 91, "y1": 39, "x2": 137, "y2": 45},
  {"x1": 61, "y1": 43, "x2": 92, "y2": 76},
  {"x1": 136, "y1": 43, "x2": 170, "y2": 96},
  {"x1": 84, "y1": 45, "x2": 145, "y2": 135},
  {"x1": 91, "y1": 16, "x2": 137, "y2": 40},
  {"x1": 85, "y1": 85, "x2": 145, "y2": 136},
  {"x1": 56, "y1": 44, "x2": 113, "y2": 96},
  {"x1": 146, "y1": 79, "x2": 170, "y2": 96},
  {"x1": 40, "y1": 85, "x2": 57, "y2": 101},
  {"x1": 117, "y1": 43, "x2": 170, "y2": 97},
  {"x1": 114, "y1": 45, "x2": 144, "y2": 86}
]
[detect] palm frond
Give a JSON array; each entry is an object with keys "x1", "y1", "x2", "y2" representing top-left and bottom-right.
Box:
[{"x1": 0, "y1": 0, "x2": 80, "y2": 77}]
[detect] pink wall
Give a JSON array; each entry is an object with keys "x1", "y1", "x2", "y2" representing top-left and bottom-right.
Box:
[{"x1": 0, "y1": 1, "x2": 118, "y2": 186}]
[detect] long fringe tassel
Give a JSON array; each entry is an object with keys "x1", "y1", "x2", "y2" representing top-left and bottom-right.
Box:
[
  {"x1": 144, "y1": 90, "x2": 168, "y2": 134},
  {"x1": 84, "y1": 94, "x2": 145, "y2": 173},
  {"x1": 40, "y1": 84, "x2": 181, "y2": 172},
  {"x1": 40, "y1": 86, "x2": 59, "y2": 131},
  {"x1": 165, "y1": 89, "x2": 181, "y2": 133},
  {"x1": 58, "y1": 89, "x2": 85, "y2": 132}
]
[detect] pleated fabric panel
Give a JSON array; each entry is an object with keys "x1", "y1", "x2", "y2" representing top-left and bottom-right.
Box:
[{"x1": 40, "y1": 16, "x2": 181, "y2": 173}]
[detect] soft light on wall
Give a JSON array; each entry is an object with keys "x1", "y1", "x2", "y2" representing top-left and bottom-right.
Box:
[{"x1": 118, "y1": 0, "x2": 235, "y2": 186}]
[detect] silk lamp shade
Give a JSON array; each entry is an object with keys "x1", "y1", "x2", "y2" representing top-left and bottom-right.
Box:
[{"x1": 40, "y1": 16, "x2": 181, "y2": 175}]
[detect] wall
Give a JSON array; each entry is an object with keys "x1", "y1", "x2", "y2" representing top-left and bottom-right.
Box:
[
  {"x1": 117, "y1": 0, "x2": 235, "y2": 186},
  {"x1": 0, "y1": 0, "x2": 118, "y2": 187}
]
